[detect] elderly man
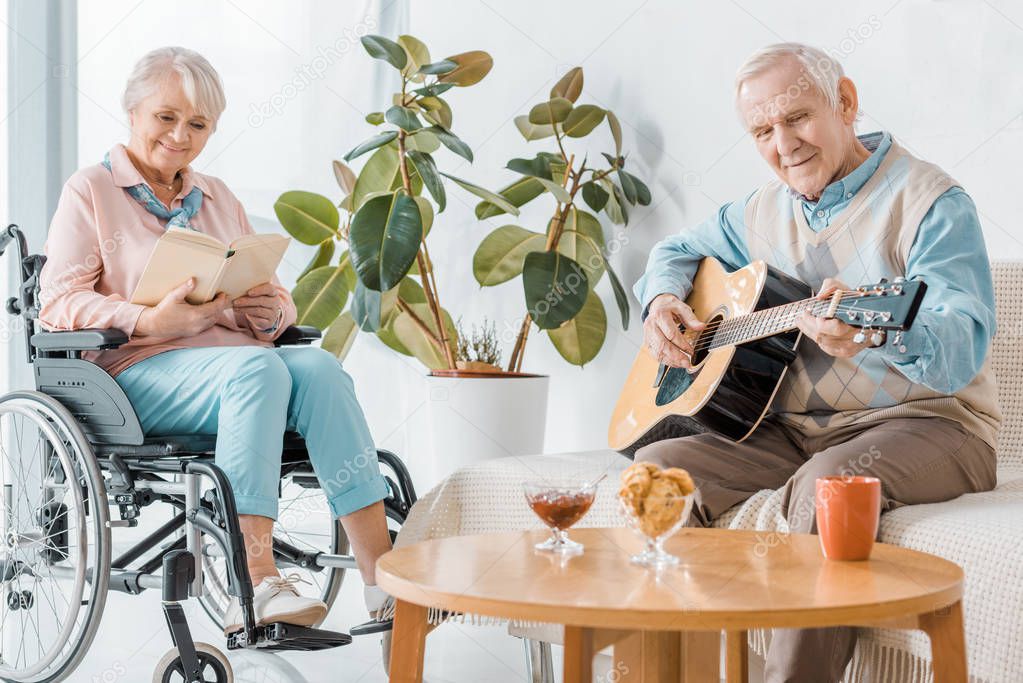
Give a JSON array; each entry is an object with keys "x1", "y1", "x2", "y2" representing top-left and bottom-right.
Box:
[{"x1": 633, "y1": 43, "x2": 1000, "y2": 682}]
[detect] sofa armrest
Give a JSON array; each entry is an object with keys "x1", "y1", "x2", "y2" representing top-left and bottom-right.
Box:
[
  {"x1": 31, "y1": 328, "x2": 129, "y2": 351},
  {"x1": 273, "y1": 325, "x2": 322, "y2": 347}
]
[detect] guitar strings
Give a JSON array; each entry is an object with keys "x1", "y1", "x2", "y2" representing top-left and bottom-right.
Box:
[
  {"x1": 693, "y1": 301, "x2": 879, "y2": 343},
  {"x1": 670, "y1": 292, "x2": 869, "y2": 339},
  {"x1": 687, "y1": 307, "x2": 886, "y2": 354},
  {"x1": 684, "y1": 300, "x2": 865, "y2": 338},
  {"x1": 680, "y1": 301, "x2": 889, "y2": 355},
  {"x1": 698, "y1": 305, "x2": 870, "y2": 350}
]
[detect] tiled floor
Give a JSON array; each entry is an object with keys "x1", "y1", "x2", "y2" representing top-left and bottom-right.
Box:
[{"x1": 74, "y1": 571, "x2": 556, "y2": 682}]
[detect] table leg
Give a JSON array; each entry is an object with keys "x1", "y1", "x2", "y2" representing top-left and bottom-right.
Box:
[
  {"x1": 681, "y1": 631, "x2": 720, "y2": 682},
  {"x1": 918, "y1": 601, "x2": 967, "y2": 683},
  {"x1": 643, "y1": 631, "x2": 680, "y2": 682},
  {"x1": 614, "y1": 631, "x2": 642, "y2": 682},
  {"x1": 612, "y1": 630, "x2": 680, "y2": 682},
  {"x1": 388, "y1": 599, "x2": 429, "y2": 683},
  {"x1": 725, "y1": 631, "x2": 748, "y2": 683},
  {"x1": 564, "y1": 626, "x2": 596, "y2": 683},
  {"x1": 613, "y1": 630, "x2": 718, "y2": 682}
]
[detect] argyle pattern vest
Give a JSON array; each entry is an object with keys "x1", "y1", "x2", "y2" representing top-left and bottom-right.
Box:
[{"x1": 743, "y1": 139, "x2": 1001, "y2": 448}]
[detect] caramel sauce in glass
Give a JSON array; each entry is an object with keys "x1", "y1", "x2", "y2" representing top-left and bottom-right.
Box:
[{"x1": 527, "y1": 490, "x2": 595, "y2": 530}]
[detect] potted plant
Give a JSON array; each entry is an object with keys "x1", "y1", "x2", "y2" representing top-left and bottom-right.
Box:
[
  {"x1": 472, "y1": 66, "x2": 650, "y2": 371},
  {"x1": 430, "y1": 67, "x2": 651, "y2": 471},
  {"x1": 274, "y1": 33, "x2": 506, "y2": 366},
  {"x1": 273, "y1": 34, "x2": 549, "y2": 484}
]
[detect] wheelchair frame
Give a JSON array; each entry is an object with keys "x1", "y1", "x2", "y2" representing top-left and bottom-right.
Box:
[{"x1": 0, "y1": 223, "x2": 417, "y2": 682}]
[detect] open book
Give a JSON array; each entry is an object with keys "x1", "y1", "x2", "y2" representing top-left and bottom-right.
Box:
[{"x1": 130, "y1": 227, "x2": 291, "y2": 306}]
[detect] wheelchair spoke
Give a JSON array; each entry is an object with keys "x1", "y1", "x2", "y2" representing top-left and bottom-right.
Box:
[
  {"x1": 200, "y1": 474, "x2": 349, "y2": 632},
  {"x1": 0, "y1": 396, "x2": 109, "y2": 681}
]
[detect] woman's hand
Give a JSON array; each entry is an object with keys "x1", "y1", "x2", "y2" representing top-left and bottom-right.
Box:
[
  {"x1": 135, "y1": 278, "x2": 231, "y2": 338},
  {"x1": 232, "y1": 282, "x2": 281, "y2": 331},
  {"x1": 796, "y1": 277, "x2": 872, "y2": 358},
  {"x1": 643, "y1": 293, "x2": 706, "y2": 370}
]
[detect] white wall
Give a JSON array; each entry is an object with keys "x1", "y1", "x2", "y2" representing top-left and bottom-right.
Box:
[{"x1": 69, "y1": 0, "x2": 1023, "y2": 464}]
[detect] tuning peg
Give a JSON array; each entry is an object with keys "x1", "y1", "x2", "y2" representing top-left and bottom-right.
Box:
[
  {"x1": 892, "y1": 330, "x2": 907, "y2": 353},
  {"x1": 871, "y1": 330, "x2": 885, "y2": 346},
  {"x1": 893, "y1": 276, "x2": 906, "y2": 283},
  {"x1": 853, "y1": 330, "x2": 867, "y2": 345}
]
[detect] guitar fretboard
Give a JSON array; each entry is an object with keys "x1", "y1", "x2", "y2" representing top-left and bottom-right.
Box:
[{"x1": 703, "y1": 295, "x2": 854, "y2": 350}]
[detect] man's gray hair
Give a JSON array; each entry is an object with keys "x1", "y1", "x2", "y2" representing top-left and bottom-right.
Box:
[
  {"x1": 122, "y1": 47, "x2": 226, "y2": 124},
  {"x1": 734, "y1": 43, "x2": 845, "y2": 111}
]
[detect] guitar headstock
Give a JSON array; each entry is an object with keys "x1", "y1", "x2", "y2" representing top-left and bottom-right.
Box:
[{"x1": 836, "y1": 277, "x2": 927, "y2": 330}]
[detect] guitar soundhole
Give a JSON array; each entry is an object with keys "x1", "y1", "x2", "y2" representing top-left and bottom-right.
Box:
[{"x1": 653, "y1": 313, "x2": 724, "y2": 407}]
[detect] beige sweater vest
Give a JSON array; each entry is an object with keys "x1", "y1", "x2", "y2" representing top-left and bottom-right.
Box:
[{"x1": 743, "y1": 139, "x2": 1001, "y2": 448}]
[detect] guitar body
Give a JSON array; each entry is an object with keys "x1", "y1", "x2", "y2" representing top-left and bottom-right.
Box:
[{"x1": 609, "y1": 258, "x2": 812, "y2": 456}]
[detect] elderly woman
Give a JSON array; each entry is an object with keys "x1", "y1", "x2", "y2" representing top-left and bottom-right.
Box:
[{"x1": 38, "y1": 47, "x2": 394, "y2": 635}]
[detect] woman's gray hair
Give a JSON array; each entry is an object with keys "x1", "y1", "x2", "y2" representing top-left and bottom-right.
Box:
[
  {"x1": 734, "y1": 43, "x2": 845, "y2": 111},
  {"x1": 122, "y1": 47, "x2": 226, "y2": 124}
]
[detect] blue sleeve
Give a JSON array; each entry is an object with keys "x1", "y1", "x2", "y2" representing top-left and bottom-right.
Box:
[
  {"x1": 874, "y1": 187, "x2": 995, "y2": 393},
  {"x1": 633, "y1": 197, "x2": 752, "y2": 319}
]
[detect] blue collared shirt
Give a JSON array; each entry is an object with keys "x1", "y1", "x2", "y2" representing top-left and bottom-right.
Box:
[{"x1": 634, "y1": 131, "x2": 996, "y2": 394}]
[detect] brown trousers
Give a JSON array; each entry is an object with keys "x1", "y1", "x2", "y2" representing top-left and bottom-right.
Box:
[{"x1": 635, "y1": 416, "x2": 996, "y2": 683}]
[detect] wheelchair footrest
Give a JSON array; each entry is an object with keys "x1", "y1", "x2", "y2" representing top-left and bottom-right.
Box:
[{"x1": 226, "y1": 622, "x2": 352, "y2": 652}]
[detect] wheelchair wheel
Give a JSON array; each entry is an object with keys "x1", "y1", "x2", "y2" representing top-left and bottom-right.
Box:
[
  {"x1": 153, "y1": 641, "x2": 232, "y2": 683},
  {"x1": 0, "y1": 391, "x2": 111, "y2": 682},
  {"x1": 198, "y1": 470, "x2": 349, "y2": 630}
]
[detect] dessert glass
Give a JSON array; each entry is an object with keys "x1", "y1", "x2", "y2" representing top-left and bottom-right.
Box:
[
  {"x1": 619, "y1": 492, "x2": 693, "y2": 568},
  {"x1": 523, "y1": 479, "x2": 597, "y2": 554}
]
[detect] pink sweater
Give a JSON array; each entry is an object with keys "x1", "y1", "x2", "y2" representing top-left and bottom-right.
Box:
[{"x1": 38, "y1": 144, "x2": 298, "y2": 377}]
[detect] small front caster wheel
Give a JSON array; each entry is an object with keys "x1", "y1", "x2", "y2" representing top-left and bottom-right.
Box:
[{"x1": 153, "y1": 642, "x2": 233, "y2": 683}]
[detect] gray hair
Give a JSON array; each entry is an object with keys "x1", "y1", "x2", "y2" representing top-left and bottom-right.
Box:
[
  {"x1": 122, "y1": 47, "x2": 226, "y2": 124},
  {"x1": 734, "y1": 43, "x2": 845, "y2": 111}
]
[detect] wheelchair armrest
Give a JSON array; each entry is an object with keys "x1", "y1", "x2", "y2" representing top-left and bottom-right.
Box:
[
  {"x1": 31, "y1": 328, "x2": 130, "y2": 351},
  {"x1": 273, "y1": 325, "x2": 322, "y2": 347}
]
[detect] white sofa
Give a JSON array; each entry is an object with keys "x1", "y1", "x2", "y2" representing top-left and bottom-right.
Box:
[{"x1": 395, "y1": 261, "x2": 1023, "y2": 682}]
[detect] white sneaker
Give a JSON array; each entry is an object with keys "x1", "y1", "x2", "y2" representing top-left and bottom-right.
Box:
[{"x1": 223, "y1": 574, "x2": 328, "y2": 635}]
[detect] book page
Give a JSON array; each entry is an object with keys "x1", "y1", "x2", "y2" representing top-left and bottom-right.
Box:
[
  {"x1": 163, "y1": 226, "x2": 228, "y2": 251},
  {"x1": 217, "y1": 234, "x2": 292, "y2": 298},
  {"x1": 129, "y1": 230, "x2": 228, "y2": 306}
]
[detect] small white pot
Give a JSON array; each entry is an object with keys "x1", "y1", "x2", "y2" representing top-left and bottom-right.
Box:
[{"x1": 423, "y1": 372, "x2": 550, "y2": 490}]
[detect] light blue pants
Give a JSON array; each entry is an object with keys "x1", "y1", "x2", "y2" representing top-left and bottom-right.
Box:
[{"x1": 115, "y1": 345, "x2": 389, "y2": 520}]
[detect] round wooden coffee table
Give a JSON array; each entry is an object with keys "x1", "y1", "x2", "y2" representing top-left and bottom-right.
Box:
[{"x1": 377, "y1": 527, "x2": 966, "y2": 682}]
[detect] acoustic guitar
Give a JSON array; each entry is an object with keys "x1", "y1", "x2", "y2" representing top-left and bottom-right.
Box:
[{"x1": 608, "y1": 257, "x2": 926, "y2": 455}]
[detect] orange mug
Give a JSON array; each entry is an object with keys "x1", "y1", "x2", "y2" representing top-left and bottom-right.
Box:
[{"x1": 815, "y1": 476, "x2": 881, "y2": 561}]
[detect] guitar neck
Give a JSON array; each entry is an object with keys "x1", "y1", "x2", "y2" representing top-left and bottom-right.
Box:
[{"x1": 704, "y1": 295, "x2": 847, "y2": 350}]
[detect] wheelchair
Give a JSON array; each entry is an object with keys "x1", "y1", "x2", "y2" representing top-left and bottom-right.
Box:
[{"x1": 0, "y1": 224, "x2": 417, "y2": 682}]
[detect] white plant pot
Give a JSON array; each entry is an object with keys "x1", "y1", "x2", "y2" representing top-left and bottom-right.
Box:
[{"x1": 424, "y1": 373, "x2": 550, "y2": 490}]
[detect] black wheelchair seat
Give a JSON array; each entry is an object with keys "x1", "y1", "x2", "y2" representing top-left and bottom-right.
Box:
[{"x1": 123, "y1": 431, "x2": 309, "y2": 459}]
